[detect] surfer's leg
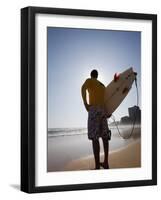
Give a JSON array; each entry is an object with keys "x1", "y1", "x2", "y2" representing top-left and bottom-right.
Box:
[
  {"x1": 101, "y1": 137, "x2": 109, "y2": 169},
  {"x1": 99, "y1": 110, "x2": 110, "y2": 169},
  {"x1": 92, "y1": 139, "x2": 100, "y2": 169},
  {"x1": 88, "y1": 106, "x2": 101, "y2": 169}
]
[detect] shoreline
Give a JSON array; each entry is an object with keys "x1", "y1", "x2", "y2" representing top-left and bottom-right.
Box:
[{"x1": 64, "y1": 139, "x2": 141, "y2": 171}]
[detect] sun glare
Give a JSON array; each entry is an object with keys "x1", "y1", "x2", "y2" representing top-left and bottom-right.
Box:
[{"x1": 80, "y1": 63, "x2": 112, "y2": 87}]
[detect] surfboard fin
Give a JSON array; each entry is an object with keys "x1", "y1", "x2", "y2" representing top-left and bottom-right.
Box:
[{"x1": 114, "y1": 73, "x2": 120, "y2": 82}]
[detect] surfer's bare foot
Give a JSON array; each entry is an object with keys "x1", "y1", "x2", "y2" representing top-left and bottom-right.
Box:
[
  {"x1": 94, "y1": 165, "x2": 100, "y2": 170},
  {"x1": 91, "y1": 166, "x2": 100, "y2": 170},
  {"x1": 100, "y1": 162, "x2": 109, "y2": 169}
]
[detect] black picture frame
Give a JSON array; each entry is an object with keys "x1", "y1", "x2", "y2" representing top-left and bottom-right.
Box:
[{"x1": 21, "y1": 6, "x2": 157, "y2": 193}]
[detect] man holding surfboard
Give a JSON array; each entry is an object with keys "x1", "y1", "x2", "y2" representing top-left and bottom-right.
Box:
[{"x1": 81, "y1": 69, "x2": 110, "y2": 169}]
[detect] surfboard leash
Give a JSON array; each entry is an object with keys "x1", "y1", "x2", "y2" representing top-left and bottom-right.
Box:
[{"x1": 111, "y1": 77, "x2": 139, "y2": 139}]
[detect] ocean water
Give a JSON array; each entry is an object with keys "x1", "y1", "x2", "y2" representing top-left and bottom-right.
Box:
[
  {"x1": 48, "y1": 125, "x2": 141, "y2": 138},
  {"x1": 48, "y1": 127, "x2": 87, "y2": 137},
  {"x1": 47, "y1": 125, "x2": 141, "y2": 154}
]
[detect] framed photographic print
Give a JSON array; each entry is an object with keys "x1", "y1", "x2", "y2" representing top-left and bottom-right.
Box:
[{"x1": 21, "y1": 6, "x2": 157, "y2": 193}]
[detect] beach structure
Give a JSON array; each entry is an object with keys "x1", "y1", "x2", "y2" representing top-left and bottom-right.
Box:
[{"x1": 128, "y1": 106, "x2": 141, "y2": 123}]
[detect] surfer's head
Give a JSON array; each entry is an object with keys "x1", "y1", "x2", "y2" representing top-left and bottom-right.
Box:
[{"x1": 90, "y1": 69, "x2": 98, "y2": 79}]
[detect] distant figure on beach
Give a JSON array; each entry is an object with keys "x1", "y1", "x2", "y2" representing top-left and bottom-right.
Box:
[{"x1": 81, "y1": 69, "x2": 111, "y2": 169}]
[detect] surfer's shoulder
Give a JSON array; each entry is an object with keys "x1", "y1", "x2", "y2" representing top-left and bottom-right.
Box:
[
  {"x1": 82, "y1": 78, "x2": 91, "y2": 87},
  {"x1": 98, "y1": 80, "x2": 105, "y2": 87},
  {"x1": 85, "y1": 78, "x2": 92, "y2": 84},
  {"x1": 86, "y1": 78, "x2": 91, "y2": 82}
]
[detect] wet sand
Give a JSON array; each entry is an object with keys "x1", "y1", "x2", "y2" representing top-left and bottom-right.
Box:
[{"x1": 64, "y1": 139, "x2": 141, "y2": 171}]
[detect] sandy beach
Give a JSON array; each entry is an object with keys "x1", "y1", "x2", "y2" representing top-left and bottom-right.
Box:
[
  {"x1": 48, "y1": 126, "x2": 141, "y2": 172},
  {"x1": 64, "y1": 139, "x2": 141, "y2": 171}
]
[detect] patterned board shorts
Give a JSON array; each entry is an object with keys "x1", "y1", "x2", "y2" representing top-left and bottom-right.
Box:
[{"x1": 88, "y1": 106, "x2": 110, "y2": 140}]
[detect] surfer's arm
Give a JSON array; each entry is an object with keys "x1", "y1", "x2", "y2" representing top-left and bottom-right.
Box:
[
  {"x1": 81, "y1": 80, "x2": 90, "y2": 111},
  {"x1": 81, "y1": 83, "x2": 87, "y2": 104}
]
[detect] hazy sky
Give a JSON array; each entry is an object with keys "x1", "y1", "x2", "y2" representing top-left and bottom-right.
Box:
[{"x1": 48, "y1": 27, "x2": 141, "y2": 128}]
